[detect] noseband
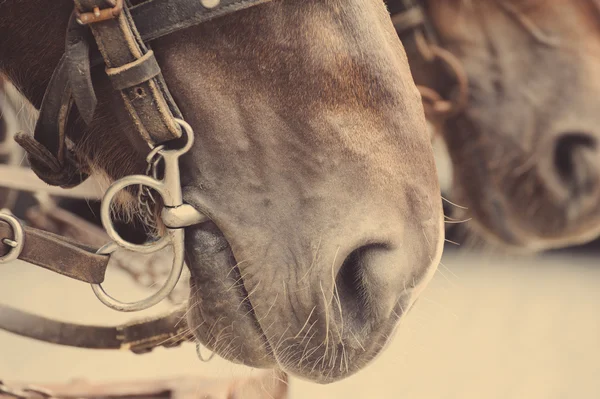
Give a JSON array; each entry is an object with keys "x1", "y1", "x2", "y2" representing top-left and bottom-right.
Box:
[{"x1": 0, "y1": 0, "x2": 271, "y2": 352}]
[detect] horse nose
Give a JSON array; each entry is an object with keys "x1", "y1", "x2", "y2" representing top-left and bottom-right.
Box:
[
  {"x1": 551, "y1": 132, "x2": 600, "y2": 198},
  {"x1": 331, "y1": 243, "x2": 417, "y2": 338}
]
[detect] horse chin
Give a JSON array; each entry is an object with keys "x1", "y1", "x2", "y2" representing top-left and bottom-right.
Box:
[
  {"x1": 276, "y1": 312, "x2": 405, "y2": 384},
  {"x1": 184, "y1": 221, "x2": 275, "y2": 369},
  {"x1": 455, "y1": 187, "x2": 600, "y2": 252},
  {"x1": 181, "y1": 221, "x2": 417, "y2": 383}
]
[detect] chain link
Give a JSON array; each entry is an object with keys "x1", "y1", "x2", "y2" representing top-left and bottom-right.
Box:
[{"x1": 137, "y1": 144, "x2": 165, "y2": 232}]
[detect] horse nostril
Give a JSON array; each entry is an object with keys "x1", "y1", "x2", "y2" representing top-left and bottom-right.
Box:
[
  {"x1": 553, "y1": 132, "x2": 597, "y2": 187},
  {"x1": 335, "y1": 244, "x2": 388, "y2": 331}
]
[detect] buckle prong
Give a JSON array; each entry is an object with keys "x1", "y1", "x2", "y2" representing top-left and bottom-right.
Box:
[
  {"x1": 0, "y1": 211, "x2": 25, "y2": 263},
  {"x1": 2, "y1": 239, "x2": 18, "y2": 248},
  {"x1": 76, "y1": 0, "x2": 124, "y2": 25}
]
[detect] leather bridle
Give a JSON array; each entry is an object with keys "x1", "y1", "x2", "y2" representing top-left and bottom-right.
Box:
[
  {"x1": 0, "y1": 0, "x2": 467, "y2": 357},
  {"x1": 16, "y1": 0, "x2": 272, "y2": 189},
  {"x1": 385, "y1": 0, "x2": 469, "y2": 133},
  {"x1": 0, "y1": 0, "x2": 270, "y2": 354}
]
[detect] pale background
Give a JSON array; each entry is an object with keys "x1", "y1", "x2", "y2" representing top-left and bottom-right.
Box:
[{"x1": 1, "y1": 248, "x2": 599, "y2": 399}]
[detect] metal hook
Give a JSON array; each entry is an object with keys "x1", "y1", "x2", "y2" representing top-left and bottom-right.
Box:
[{"x1": 93, "y1": 119, "x2": 206, "y2": 312}]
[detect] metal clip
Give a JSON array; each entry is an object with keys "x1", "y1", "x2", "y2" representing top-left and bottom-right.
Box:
[{"x1": 93, "y1": 119, "x2": 206, "y2": 312}]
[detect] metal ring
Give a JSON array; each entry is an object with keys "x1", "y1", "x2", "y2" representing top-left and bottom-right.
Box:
[
  {"x1": 100, "y1": 175, "x2": 169, "y2": 254},
  {"x1": 428, "y1": 44, "x2": 469, "y2": 117},
  {"x1": 145, "y1": 144, "x2": 165, "y2": 165},
  {"x1": 168, "y1": 118, "x2": 195, "y2": 156},
  {"x1": 413, "y1": 30, "x2": 469, "y2": 118},
  {"x1": 0, "y1": 211, "x2": 25, "y2": 263},
  {"x1": 91, "y1": 228, "x2": 185, "y2": 312}
]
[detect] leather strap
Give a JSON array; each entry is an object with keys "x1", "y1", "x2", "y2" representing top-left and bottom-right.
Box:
[
  {"x1": 13, "y1": 54, "x2": 88, "y2": 189},
  {"x1": 0, "y1": 220, "x2": 108, "y2": 284},
  {"x1": 384, "y1": 0, "x2": 437, "y2": 86},
  {"x1": 66, "y1": 13, "x2": 98, "y2": 125},
  {"x1": 129, "y1": 0, "x2": 273, "y2": 42},
  {"x1": 385, "y1": 0, "x2": 437, "y2": 42},
  {"x1": 385, "y1": 0, "x2": 468, "y2": 127},
  {"x1": 74, "y1": 0, "x2": 182, "y2": 146},
  {"x1": 106, "y1": 49, "x2": 161, "y2": 91},
  {"x1": 15, "y1": 0, "x2": 271, "y2": 188},
  {"x1": 24, "y1": 205, "x2": 190, "y2": 305},
  {"x1": 13, "y1": 14, "x2": 93, "y2": 188},
  {"x1": 1, "y1": 371, "x2": 289, "y2": 399},
  {"x1": 0, "y1": 304, "x2": 192, "y2": 353}
]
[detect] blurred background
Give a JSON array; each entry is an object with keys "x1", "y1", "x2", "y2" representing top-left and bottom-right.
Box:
[{"x1": 3, "y1": 0, "x2": 600, "y2": 397}]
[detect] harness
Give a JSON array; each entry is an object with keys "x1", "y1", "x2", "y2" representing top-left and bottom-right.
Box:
[
  {"x1": 0, "y1": 0, "x2": 270, "y2": 354},
  {"x1": 0, "y1": 0, "x2": 469, "y2": 363}
]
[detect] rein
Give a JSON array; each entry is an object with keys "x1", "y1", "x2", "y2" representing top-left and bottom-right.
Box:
[{"x1": 0, "y1": 0, "x2": 269, "y2": 353}]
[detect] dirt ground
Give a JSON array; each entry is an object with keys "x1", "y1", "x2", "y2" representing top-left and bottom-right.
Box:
[{"x1": 1, "y1": 249, "x2": 599, "y2": 399}]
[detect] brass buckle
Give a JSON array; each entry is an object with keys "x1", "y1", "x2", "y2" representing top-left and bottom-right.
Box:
[{"x1": 76, "y1": 0, "x2": 124, "y2": 25}]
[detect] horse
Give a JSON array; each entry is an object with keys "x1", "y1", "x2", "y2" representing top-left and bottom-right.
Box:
[
  {"x1": 0, "y1": 0, "x2": 444, "y2": 384},
  {"x1": 387, "y1": 0, "x2": 600, "y2": 252}
]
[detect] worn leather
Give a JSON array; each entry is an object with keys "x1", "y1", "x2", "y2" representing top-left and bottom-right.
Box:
[
  {"x1": 0, "y1": 220, "x2": 108, "y2": 284},
  {"x1": 16, "y1": 0, "x2": 271, "y2": 188},
  {"x1": 0, "y1": 164, "x2": 103, "y2": 199},
  {"x1": 1, "y1": 370, "x2": 289, "y2": 399},
  {"x1": 130, "y1": 0, "x2": 273, "y2": 42},
  {"x1": 74, "y1": 0, "x2": 182, "y2": 145},
  {"x1": 66, "y1": 12, "x2": 98, "y2": 125},
  {"x1": 13, "y1": 54, "x2": 88, "y2": 188},
  {"x1": 106, "y1": 49, "x2": 161, "y2": 90},
  {"x1": 0, "y1": 304, "x2": 192, "y2": 353}
]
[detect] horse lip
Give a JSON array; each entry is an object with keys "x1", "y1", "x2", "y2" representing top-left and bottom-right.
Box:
[
  {"x1": 179, "y1": 190, "x2": 414, "y2": 379},
  {"x1": 181, "y1": 210, "x2": 275, "y2": 368}
]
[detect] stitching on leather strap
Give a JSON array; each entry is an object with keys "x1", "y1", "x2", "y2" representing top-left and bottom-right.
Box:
[{"x1": 106, "y1": 50, "x2": 161, "y2": 90}]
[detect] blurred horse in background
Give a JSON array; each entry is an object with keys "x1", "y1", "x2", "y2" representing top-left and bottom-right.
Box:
[{"x1": 389, "y1": 0, "x2": 600, "y2": 252}]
